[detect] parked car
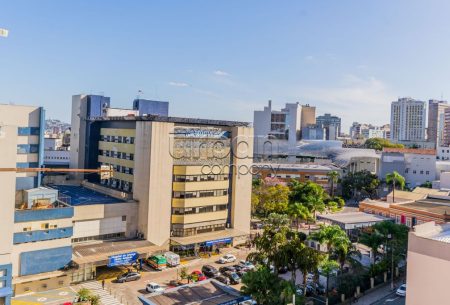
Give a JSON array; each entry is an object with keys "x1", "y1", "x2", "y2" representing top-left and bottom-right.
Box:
[
  {"x1": 202, "y1": 265, "x2": 219, "y2": 278},
  {"x1": 116, "y1": 272, "x2": 141, "y2": 283},
  {"x1": 239, "y1": 260, "x2": 255, "y2": 270},
  {"x1": 236, "y1": 269, "x2": 247, "y2": 277},
  {"x1": 224, "y1": 271, "x2": 241, "y2": 285},
  {"x1": 219, "y1": 266, "x2": 236, "y2": 274},
  {"x1": 396, "y1": 284, "x2": 406, "y2": 297},
  {"x1": 191, "y1": 270, "x2": 207, "y2": 281},
  {"x1": 168, "y1": 280, "x2": 183, "y2": 288},
  {"x1": 219, "y1": 254, "x2": 236, "y2": 264},
  {"x1": 146, "y1": 282, "x2": 164, "y2": 293},
  {"x1": 233, "y1": 264, "x2": 246, "y2": 271},
  {"x1": 307, "y1": 282, "x2": 325, "y2": 295},
  {"x1": 215, "y1": 275, "x2": 231, "y2": 285}
]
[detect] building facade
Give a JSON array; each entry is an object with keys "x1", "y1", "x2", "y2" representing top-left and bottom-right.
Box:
[
  {"x1": 427, "y1": 99, "x2": 448, "y2": 147},
  {"x1": 390, "y1": 97, "x2": 426, "y2": 143},
  {"x1": 316, "y1": 113, "x2": 341, "y2": 140},
  {"x1": 71, "y1": 96, "x2": 253, "y2": 254},
  {"x1": 253, "y1": 100, "x2": 316, "y2": 154},
  {"x1": 405, "y1": 222, "x2": 450, "y2": 305},
  {"x1": 0, "y1": 105, "x2": 45, "y2": 305},
  {"x1": 379, "y1": 148, "x2": 436, "y2": 188}
]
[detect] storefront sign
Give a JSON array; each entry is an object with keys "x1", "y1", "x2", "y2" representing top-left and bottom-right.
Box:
[
  {"x1": 107, "y1": 251, "x2": 138, "y2": 267},
  {"x1": 205, "y1": 237, "x2": 232, "y2": 246}
]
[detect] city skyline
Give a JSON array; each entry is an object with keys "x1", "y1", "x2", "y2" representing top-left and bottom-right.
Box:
[{"x1": 3, "y1": 1, "x2": 450, "y2": 130}]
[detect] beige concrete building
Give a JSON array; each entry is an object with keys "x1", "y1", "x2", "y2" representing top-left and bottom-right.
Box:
[
  {"x1": 70, "y1": 96, "x2": 254, "y2": 256},
  {"x1": 406, "y1": 222, "x2": 450, "y2": 305}
]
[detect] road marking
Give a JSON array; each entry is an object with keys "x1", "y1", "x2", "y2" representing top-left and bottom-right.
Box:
[{"x1": 385, "y1": 297, "x2": 399, "y2": 302}]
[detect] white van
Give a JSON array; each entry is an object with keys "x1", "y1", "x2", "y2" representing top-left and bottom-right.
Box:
[{"x1": 164, "y1": 251, "x2": 180, "y2": 267}]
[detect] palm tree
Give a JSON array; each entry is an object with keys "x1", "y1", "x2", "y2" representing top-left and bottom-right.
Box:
[
  {"x1": 327, "y1": 170, "x2": 339, "y2": 197},
  {"x1": 310, "y1": 225, "x2": 350, "y2": 256},
  {"x1": 385, "y1": 171, "x2": 405, "y2": 203},
  {"x1": 305, "y1": 195, "x2": 325, "y2": 221},
  {"x1": 320, "y1": 259, "x2": 339, "y2": 302},
  {"x1": 288, "y1": 202, "x2": 311, "y2": 229},
  {"x1": 297, "y1": 247, "x2": 325, "y2": 296}
]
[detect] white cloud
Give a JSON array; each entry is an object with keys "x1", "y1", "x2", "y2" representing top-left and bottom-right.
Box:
[
  {"x1": 214, "y1": 70, "x2": 230, "y2": 76},
  {"x1": 168, "y1": 81, "x2": 189, "y2": 87},
  {"x1": 298, "y1": 75, "x2": 395, "y2": 129}
]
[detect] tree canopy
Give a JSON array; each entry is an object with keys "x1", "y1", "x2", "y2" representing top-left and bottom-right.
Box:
[
  {"x1": 364, "y1": 138, "x2": 404, "y2": 150},
  {"x1": 341, "y1": 170, "x2": 380, "y2": 200}
]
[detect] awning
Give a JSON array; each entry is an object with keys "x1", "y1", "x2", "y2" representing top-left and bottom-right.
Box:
[
  {"x1": 72, "y1": 239, "x2": 167, "y2": 265},
  {"x1": 170, "y1": 229, "x2": 248, "y2": 246}
]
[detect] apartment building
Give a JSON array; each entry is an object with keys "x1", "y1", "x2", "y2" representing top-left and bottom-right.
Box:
[
  {"x1": 427, "y1": 99, "x2": 448, "y2": 147},
  {"x1": 70, "y1": 95, "x2": 253, "y2": 255},
  {"x1": 316, "y1": 113, "x2": 341, "y2": 140},
  {"x1": 390, "y1": 97, "x2": 426, "y2": 143},
  {"x1": 405, "y1": 222, "x2": 450, "y2": 305}
]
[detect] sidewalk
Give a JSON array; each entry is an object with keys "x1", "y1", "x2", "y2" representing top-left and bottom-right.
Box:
[{"x1": 356, "y1": 284, "x2": 394, "y2": 304}]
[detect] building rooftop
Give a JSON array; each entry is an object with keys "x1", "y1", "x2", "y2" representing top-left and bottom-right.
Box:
[
  {"x1": 318, "y1": 212, "x2": 389, "y2": 225},
  {"x1": 382, "y1": 148, "x2": 436, "y2": 155},
  {"x1": 393, "y1": 198, "x2": 450, "y2": 217},
  {"x1": 90, "y1": 115, "x2": 250, "y2": 127},
  {"x1": 48, "y1": 184, "x2": 125, "y2": 205},
  {"x1": 412, "y1": 222, "x2": 450, "y2": 244},
  {"x1": 138, "y1": 279, "x2": 250, "y2": 305}
]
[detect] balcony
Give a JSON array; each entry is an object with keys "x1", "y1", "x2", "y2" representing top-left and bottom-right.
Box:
[
  {"x1": 13, "y1": 227, "x2": 73, "y2": 244},
  {"x1": 171, "y1": 210, "x2": 228, "y2": 224}
]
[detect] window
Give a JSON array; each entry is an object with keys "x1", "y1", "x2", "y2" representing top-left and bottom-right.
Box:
[
  {"x1": 426, "y1": 171, "x2": 430, "y2": 175},
  {"x1": 122, "y1": 216, "x2": 127, "y2": 221},
  {"x1": 406, "y1": 218, "x2": 411, "y2": 227},
  {"x1": 395, "y1": 215, "x2": 400, "y2": 224},
  {"x1": 23, "y1": 227, "x2": 31, "y2": 232},
  {"x1": 413, "y1": 170, "x2": 416, "y2": 174},
  {"x1": 420, "y1": 170, "x2": 423, "y2": 174},
  {"x1": 41, "y1": 223, "x2": 49, "y2": 229},
  {"x1": 0, "y1": 269, "x2": 6, "y2": 277}
]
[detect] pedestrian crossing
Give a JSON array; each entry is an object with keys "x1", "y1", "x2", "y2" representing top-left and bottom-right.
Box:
[{"x1": 81, "y1": 281, "x2": 123, "y2": 305}]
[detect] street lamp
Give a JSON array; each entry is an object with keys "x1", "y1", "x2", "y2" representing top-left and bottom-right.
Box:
[{"x1": 387, "y1": 233, "x2": 394, "y2": 290}]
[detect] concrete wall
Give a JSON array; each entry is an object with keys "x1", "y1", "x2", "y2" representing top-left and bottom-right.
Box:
[
  {"x1": 406, "y1": 225, "x2": 450, "y2": 305},
  {"x1": 134, "y1": 121, "x2": 174, "y2": 245},
  {"x1": 73, "y1": 202, "x2": 138, "y2": 238},
  {"x1": 230, "y1": 126, "x2": 253, "y2": 235}
]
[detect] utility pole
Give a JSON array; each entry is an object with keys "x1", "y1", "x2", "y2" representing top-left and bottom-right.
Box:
[{"x1": 388, "y1": 234, "x2": 394, "y2": 290}]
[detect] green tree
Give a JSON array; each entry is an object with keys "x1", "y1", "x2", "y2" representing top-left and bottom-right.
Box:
[
  {"x1": 248, "y1": 213, "x2": 292, "y2": 272},
  {"x1": 241, "y1": 266, "x2": 297, "y2": 305},
  {"x1": 288, "y1": 202, "x2": 312, "y2": 229},
  {"x1": 253, "y1": 182, "x2": 290, "y2": 217},
  {"x1": 310, "y1": 225, "x2": 351, "y2": 256},
  {"x1": 327, "y1": 170, "x2": 339, "y2": 197},
  {"x1": 365, "y1": 138, "x2": 404, "y2": 150},
  {"x1": 297, "y1": 247, "x2": 325, "y2": 296},
  {"x1": 341, "y1": 170, "x2": 380, "y2": 200},
  {"x1": 385, "y1": 171, "x2": 406, "y2": 203},
  {"x1": 320, "y1": 259, "x2": 340, "y2": 301}
]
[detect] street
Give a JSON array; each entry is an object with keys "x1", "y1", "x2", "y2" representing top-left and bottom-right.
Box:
[
  {"x1": 105, "y1": 247, "x2": 252, "y2": 305},
  {"x1": 371, "y1": 292, "x2": 405, "y2": 305}
]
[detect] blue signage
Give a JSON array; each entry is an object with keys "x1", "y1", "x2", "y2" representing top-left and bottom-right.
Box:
[
  {"x1": 108, "y1": 252, "x2": 138, "y2": 267},
  {"x1": 205, "y1": 237, "x2": 232, "y2": 246}
]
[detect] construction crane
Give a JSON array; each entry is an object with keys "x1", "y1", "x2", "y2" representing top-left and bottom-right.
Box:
[{"x1": 0, "y1": 165, "x2": 114, "y2": 179}]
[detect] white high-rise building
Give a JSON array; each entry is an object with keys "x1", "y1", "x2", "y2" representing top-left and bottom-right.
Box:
[
  {"x1": 390, "y1": 97, "x2": 426, "y2": 143},
  {"x1": 253, "y1": 101, "x2": 316, "y2": 154}
]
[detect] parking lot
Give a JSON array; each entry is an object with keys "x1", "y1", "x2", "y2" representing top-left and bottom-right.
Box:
[{"x1": 104, "y1": 247, "x2": 253, "y2": 305}]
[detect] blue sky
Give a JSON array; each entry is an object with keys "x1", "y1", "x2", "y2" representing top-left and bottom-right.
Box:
[{"x1": 2, "y1": 1, "x2": 450, "y2": 131}]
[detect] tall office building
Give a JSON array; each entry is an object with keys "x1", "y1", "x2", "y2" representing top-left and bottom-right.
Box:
[
  {"x1": 253, "y1": 100, "x2": 316, "y2": 154},
  {"x1": 427, "y1": 99, "x2": 448, "y2": 146},
  {"x1": 316, "y1": 113, "x2": 341, "y2": 140},
  {"x1": 390, "y1": 98, "x2": 426, "y2": 142}
]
